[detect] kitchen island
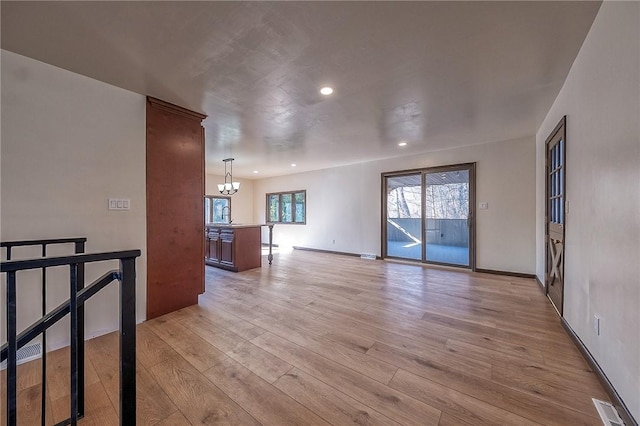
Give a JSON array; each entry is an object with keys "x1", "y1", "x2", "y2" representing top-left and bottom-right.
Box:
[{"x1": 205, "y1": 224, "x2": 271, "y2": 272}]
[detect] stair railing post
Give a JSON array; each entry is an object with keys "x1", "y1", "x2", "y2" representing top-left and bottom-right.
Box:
[
  {"x1": 119, "y1": 257, "x2": 137, "y2": 425},
  {"x1": 69, "y1": 262, "x2": 79, "y2": 425},
  {"x1": 74, "y1": 242, "x2": 86, "y2": 418},
  {"x1": 7, "y1": 271, "x2": 18, "y2": 426},
  {"x1": 40, "y1": 243, "x2": 48, "y2": 426}
]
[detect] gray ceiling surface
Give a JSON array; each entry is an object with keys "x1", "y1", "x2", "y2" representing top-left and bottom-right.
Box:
[{"x1": 1, "y1": 1, "x2": 601, "y2": 178}]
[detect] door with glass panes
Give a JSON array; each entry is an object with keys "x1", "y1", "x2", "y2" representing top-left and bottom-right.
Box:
[{"x1": 546, "y1": 117, "x2": 566, "y2": 314}]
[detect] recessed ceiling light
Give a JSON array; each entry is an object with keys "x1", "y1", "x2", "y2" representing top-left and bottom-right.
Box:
[
  {"x1": 253, "y1": 170, "x2": 259, "y2": 174},
  {"x1": 398, "y1": 141, "x2": 408, "y2": 147},
  {"x1": 320, "y1": 86, "x2": 334, "y2": 96},
  {"x1": 291, "y1": 163, "x2": 297, "y2": 167}
]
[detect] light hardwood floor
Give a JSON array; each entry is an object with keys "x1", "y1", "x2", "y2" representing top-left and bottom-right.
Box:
[{"x1": 3, "y1": 249, "x2": 609, "y2": 425}]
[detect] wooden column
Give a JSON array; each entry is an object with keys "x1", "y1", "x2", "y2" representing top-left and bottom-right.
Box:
[{"x1": 146, "y1": 97, "x2": 206, "y2": 319}]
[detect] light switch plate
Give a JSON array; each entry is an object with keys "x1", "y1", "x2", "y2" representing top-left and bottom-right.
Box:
[
  {"x1": 479, "y1": 202, "x2": 488, "y2": 210},
  {"x1": 108, "y1": 198, "x2": 131, "y2": 211}
]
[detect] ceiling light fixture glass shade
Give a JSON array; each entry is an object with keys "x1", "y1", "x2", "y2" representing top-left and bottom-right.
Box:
[{"x1": 218, "y1": 158, "x2": 240, "y2": 195}]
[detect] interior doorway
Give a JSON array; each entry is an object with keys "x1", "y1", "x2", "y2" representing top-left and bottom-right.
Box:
[{"x1": 382, "y1": 163, "x2": 475, "y2": 269}]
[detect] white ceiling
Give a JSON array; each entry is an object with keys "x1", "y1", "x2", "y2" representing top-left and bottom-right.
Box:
[{"x1": 1, "y1": 1, "x2": 600, "y2": 178}]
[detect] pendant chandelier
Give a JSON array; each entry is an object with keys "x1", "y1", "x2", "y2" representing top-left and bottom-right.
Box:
[{"x1": 217, "y1": 158, "x2": 240, "y2": 195}]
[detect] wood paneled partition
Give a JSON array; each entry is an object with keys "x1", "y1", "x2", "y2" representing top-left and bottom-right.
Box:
[{"x1": 146, "y1": 97, "x2": 206, "y2": 319}]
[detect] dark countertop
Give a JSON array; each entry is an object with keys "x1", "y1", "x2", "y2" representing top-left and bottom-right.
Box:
[{"x1": 205, "y1": 223, "x2": 267, "y2": 229}]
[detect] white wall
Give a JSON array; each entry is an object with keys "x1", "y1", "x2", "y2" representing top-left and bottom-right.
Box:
[
  {"x1": 254, "y1": 136, "x2": 536, "y2": 274},
  {"x1": 205, "y1": 174, "x2": 255, "y2": 224},
  {"x1": 1, "y1": 51, "x2": 147, "y2": 350},
  {"x1": 535, "y1": 2, "x2": 639, "y2": 420}
]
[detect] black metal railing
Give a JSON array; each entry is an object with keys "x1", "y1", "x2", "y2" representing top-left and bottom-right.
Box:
[
  {"x1": 1, "y1": 243, "x2": 140, "y2": 426},
  {"x1": 1, "y1": 237, "x2": 86, "y2": 425}
]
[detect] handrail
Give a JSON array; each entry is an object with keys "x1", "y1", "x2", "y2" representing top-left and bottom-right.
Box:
[
  {"x1": 2, "y1": 248, "x2": 140, "y2": 426},
  {"x1": 1, "y1": 250, "x2": 141, "y2": 272},
  {"x1": 1, "y1": 237, "x2": 87, "y2": 248}
]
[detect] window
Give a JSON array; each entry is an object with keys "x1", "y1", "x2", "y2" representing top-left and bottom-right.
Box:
[
  {"x1": 424, "y1": 171, "x2": 469, "y2": 220},
  {"x1": 205, "y1": 196, "x2": 230, "y2": 223},
  {"x1": 266, "y1": 190, "x2": 306, "y2": 224}
]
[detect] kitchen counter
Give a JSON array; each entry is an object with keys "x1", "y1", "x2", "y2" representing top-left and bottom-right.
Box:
[
  {"x1": 206, "y1": 223, "x2": 266, "y2": 229},
  {"x1": 204, "y1": 224, "x2": 274, "y2": 272}
]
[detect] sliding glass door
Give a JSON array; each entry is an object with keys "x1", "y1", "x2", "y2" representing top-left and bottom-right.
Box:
[{"x1": 383, "y1": 163, "x2": 475, "y2": 269}]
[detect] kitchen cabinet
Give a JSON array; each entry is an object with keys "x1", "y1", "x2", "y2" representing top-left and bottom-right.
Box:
[{"x1": 205, "y1": 225, "x2": 261, "y2": 272}]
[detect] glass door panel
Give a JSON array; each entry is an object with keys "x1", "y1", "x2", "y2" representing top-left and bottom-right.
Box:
[
  {"x1": 386, "y1": 174, "x2": 422, "y2": 260},
  {"x1": 424, "y1": 169, "x2": 470, "y2": 266}
]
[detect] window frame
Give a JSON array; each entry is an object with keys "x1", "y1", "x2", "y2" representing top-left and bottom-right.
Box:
[
  {"x1": 266, "y1": 190, "x2": 306, "y2": 224},
  {"x1": 205, "y1": 195, "x2": 231, "y2": 224}
]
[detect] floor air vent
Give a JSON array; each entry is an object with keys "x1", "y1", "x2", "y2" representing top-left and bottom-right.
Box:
[
  {"x1": 593, "y1": 398, "x2": 625, "y2": 426},
  {"x1": 360, "y1": 253, "x2": 376, "y2": 260},
  {"x1": 0, "y1": 342, "x2": 42, "y2": 370}
]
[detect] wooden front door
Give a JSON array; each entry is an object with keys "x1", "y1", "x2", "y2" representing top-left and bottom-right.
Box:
[{"x1": 546, "y1": 117, "x2": 566, "y2": 315}]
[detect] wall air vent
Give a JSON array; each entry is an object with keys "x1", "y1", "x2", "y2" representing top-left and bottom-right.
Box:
[
  {"x1": 1, "y1": 342, "x2": 42, "y2": 370},
  {"x1": 592, "y1": 398, "x2": 625, "y2": 426}
]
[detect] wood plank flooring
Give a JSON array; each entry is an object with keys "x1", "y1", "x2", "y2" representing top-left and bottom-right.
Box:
[{"x1": 2, "y1": 249, "x2": 609, "y2": 425}]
